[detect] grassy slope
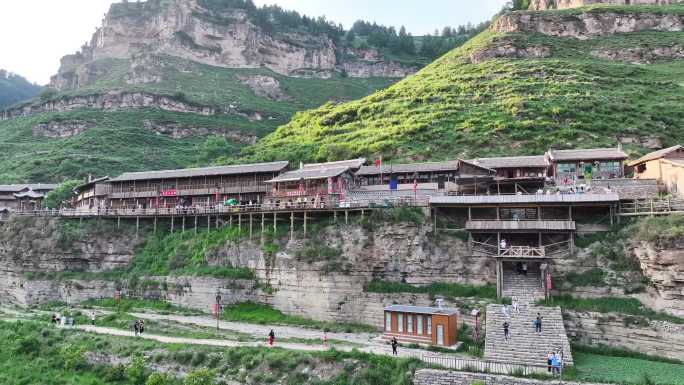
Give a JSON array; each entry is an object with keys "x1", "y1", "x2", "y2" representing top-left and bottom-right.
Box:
[
  {"x1": 0, "y1": 56, "x2": 396, "y2": 182},
  {"x1": 244, "y1": 6, "x2": 684, "y2": 164},
  {"x1": 574, "y1": 352, "x2": 684, "y2": 385}
]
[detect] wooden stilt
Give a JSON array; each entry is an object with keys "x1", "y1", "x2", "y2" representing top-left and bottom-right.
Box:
[
  {"x1": 153, "y1": 216, "x2": 157, "y2": 234},
  {"x1": 290, "y1": 212, "x2": 294, "y2": 240},
  {"x1": 433, "y1": 208, "x2": 438, "y2": 238},
  {"x1": 273, "y1": 212, "x2": 277, "y2": 236},
  {"x1": 194, "y1": 216, "x2": 198, "y2": 235},
  {"x1": 136, "y1": 216, "x2": 139, "y2": 238},
  {"x1": 182, "y1": 216, "x2": 185, "y2": 233},
  {"x1": 229, "y1": 216, "x2": 233, "y2": 228},
  {"x1": 345, "y1": 210, "x2": 348, "y2": 225},
  {"x1": 334, "y1": 210, "x2": 337, "y2": 223},
  {"x1": 171, "y1": 216, "x2": 174, "y2": 233},
  {"x1": 207, "y1": 215, "x2": 210, "y2": 231},
  {"x1": 249, "y1": 214, "x2": 253, "y2": 239},
  {"x1": 216, "y1": 215, "x2": 219, "y2": 229},
  {"x1": 117, "y1": 216, "x2": 121, "y2": 229},
  {"x1": 238, "y1": 214, "x2": 242, "y2": 235},
  {"x1": 261, "y1": 213, "x2": 265, "y2": 239},
  {"x1": 303, "y1": 211, "x2": 307, "y2": 238}
]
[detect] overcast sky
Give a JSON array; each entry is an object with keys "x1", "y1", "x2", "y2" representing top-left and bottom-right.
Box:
[{"x1": 0, "y1": 0, "x2": 507, "y2": 85}]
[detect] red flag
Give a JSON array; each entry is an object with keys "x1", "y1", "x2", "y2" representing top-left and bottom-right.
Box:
[
  {"x1": 375, "y1": 157, "x2": 382, "y2": 167},
  {"x1": 413, "y1": 177, "x2": 418, "y2": 191}
]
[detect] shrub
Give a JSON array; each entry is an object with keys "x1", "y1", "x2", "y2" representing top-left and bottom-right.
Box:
[
  {"x1": 59, "y1": 343, "x2": 86, "y2": 371},
  {"x1": 185, "y1": 368, "x2": 217, "y2": 385},
  {"x1": 126, "y1": 354, "x2": 148, "y2": 385},
  {"x1": 146, "y1": 373, "x2": 171, "y2": 385},
  {"x1": 44, "y1": 180, "x2": 81, "y2": 209}
]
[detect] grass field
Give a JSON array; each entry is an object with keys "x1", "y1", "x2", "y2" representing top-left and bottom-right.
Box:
[
  {"x1": 364, "y1": 280, "x2": 497, "y2": 300},
  {"x1": 573, "y1": 351, "x2": 684, "y2": 385},
  {"x1": 539, "y1": 295, "x2": 684, "y2": 324}
]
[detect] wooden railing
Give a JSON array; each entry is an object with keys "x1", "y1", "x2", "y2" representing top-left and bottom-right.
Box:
[
  {"x1": 500, "y1": 245, "x2": 545, "y2": 258},
  {"x1": 10, "y1": 197, "x2": 429, "y2": 219},
  {"x1": 619, "y1": 198, "x2": 684, "y2": 216},
  {"x1": 471, "y1": 241, "x2": 571, "y2": 258},
  {"x1": 420, "y1": 355, "x2": 549, "y2": 375}
]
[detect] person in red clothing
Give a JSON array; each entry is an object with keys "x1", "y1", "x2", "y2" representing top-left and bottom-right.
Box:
[{"x1": 268, "y1": 329, "x2": 275, "y2": 347}]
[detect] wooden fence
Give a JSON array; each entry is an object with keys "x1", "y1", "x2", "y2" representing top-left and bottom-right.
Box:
[{"x1": 619, "y1": 198, "x2": 684, "y2": 216}]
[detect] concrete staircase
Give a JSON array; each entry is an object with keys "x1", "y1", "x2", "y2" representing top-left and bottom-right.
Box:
[{"x1": 484, "y1": 265, "x2": 573, "y2": 366}]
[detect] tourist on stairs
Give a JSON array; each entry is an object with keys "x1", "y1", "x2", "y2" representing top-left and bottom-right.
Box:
[{"x1": 503, "y1": 321, "x2": 510, "y2": 341}]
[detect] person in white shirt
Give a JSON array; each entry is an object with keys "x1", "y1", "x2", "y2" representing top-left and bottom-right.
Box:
[{"x1": 512, "y1": 299, "x2": 520, "y2": 315}]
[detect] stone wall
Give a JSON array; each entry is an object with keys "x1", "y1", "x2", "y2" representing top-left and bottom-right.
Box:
[
  {"x1": 414, "y1": 369, "x2": 608, "y2": 385},
  {"x1": 563, "y1": 309, "x2": 684, "y2": 360}
]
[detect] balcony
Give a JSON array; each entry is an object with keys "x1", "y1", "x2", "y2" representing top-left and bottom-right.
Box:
[
  {"x1": 109, "y1": 183, "x2": 269, "y2": 199},
  {"x1": 465, "y1": 220, "x2": 576, "y2": 232}
]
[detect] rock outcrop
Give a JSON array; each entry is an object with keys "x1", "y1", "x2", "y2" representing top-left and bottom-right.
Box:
[
  {"x1": 494, "y1": 9, "x2": 684, "y2": 39},
  {"x1": 0, "y1": 91, "x2": 215, "y2": 120},
  {"x1": 529, "y1": 0, "x2": 675, "y2": 11},
  {"x1": 237, "y1": 75, "x2": 291, "y2": 101},
  {"x1": 48, "y1": 0, "x2": 414, "y2": 91},
  {"x1": 142, "y1": 120, "x2": 258, "y2": 143},
  {"x1": 32, "y1": 120, "x2": 96, "y2": 139},
  {"x1": 591, "y1": 45, "x2": 684, "y2": 63},
  {"x1": 633, "y1": 240, "x2": 684, "y2": 316}
]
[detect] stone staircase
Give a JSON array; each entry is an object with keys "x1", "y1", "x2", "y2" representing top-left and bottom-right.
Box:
[{"x1": 484, "y1": 265, "x2": 573, "y2": 367}]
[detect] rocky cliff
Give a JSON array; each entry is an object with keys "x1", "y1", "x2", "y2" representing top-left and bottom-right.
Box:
[
  {"x1": 49, "y1": 0, "x2": 415, "y2": 91},
  {"x1": 529, "y1": 0, "x2": 675, "y2": 11}
]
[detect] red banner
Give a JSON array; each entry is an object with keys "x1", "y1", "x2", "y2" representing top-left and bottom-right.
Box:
[
  {"x1": 161, "y1": 189, "x2": 177, "y2": 197},
  {"x1": 114, "y1": 290, "x2": 121, "y2": 301},
  {"x1": 546, "y1": 272, "x2": 553, "y2": 291}
]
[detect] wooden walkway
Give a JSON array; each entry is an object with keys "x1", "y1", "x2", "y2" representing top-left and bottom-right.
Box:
[{"x1": 619, "y1": 198, "x2": 684, "y2": 217}]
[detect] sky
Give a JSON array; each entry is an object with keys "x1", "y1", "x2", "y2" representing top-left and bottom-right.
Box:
[{"x1": 0, "y1": 0, "x2": 507, "y2": 85}]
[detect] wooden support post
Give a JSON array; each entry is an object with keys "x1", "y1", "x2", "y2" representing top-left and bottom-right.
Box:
[
  {"x1": 261, "y1": 213, "x2": 265, "y2": 239},
  {"x1": 468, "y1": 206, "x2": 472, "y2": 221},
  {"x1": 229, "y1": 216, "x2": 232, "y2": 228},
  {"x1": 570, "y1": 232, "x2": 575, "y2": 255},
  {"x1": 303, "y1": 211, "x2": 307, "y2": 239},
  {"x1": 171, "y1": 216, "x2": 174, "y2": 233},
  {"x1": 136, "y1": 216, "x2": 139, "y2": 238},
  {"x1": 538, "y1": 232, "x2": 543, "y2": 247},
  {"x1": 650, "y1": 199, "x2": 654, "y2": 217},
  {"x1": 333, "y1": 210, "x2": 337, "y2": 223},
  {"x1": 496, "y1": 259, "x2": 503, "y2": 299},
  {"x1": 568, "y1": 205, "x2": 573, "y2": 220},
  {"x1": 249, "y1": 214, "x2": 253, "y2": 239},
  {"x1": 610, "y1": 205, "x2": 614, "y2": 226},
  {"x1": 361, "y1": 209, "x2": 365, "y2": 218},
  {"x1": 497, "y1": 232, "x2": 501, "y2": 257},
  {"x1": 182, "y1": 216, "x2": 186, "y2": 233},
  {"x1": 345, "y1": 210, "x2": 348, "y2": 225},
  {"x1": 153, "y1": 216, "x2": 157, "y2": 234},
  {"x1": 216, "y1": 215, "x2": 219, "y2": 229},
  {"x1": 273, "y1": 212, "x2": 277, "y2": 236},
  {"x1": 207, "y1": 215, "x2": 211, "y2": 231},
  {"x1": 496, "y1": 206, "x2": 500, "y2": 221},
  {"x1": 433, "y1": 208, "x2": 438, "y2": 239},
  {"x1": 238, "y1": 214, "x2": 242, "y2": 235},
  {"x1": 194, "y1": 216, "x2": 198, "y2": 235},
  {"x1": 290, "y1": 212, "x2": 294, "y2": 240}
]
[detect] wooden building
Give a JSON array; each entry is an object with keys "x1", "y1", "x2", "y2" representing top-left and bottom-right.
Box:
[
  {"x1": 628, "y1": 145, "x2": 684, "y2": 197},
  {"x1": 74, "y1": 177, "x2": 111, "y2": 211},
  {"x1": 356, "y1": 160, "x2": 461, "y2": 190},
  {"x1": 106, "y1": 161, "x2": 289, "y2": 209},
  {"x1": 546, "y1": 148, "x2": 628, "y2": 183},
  {"x1": 0, "y1": 184, "x2": 57, "y2": 211},
  {"x1": 264, "y1": 159, "x2": 365, "y2": 209},
  {"x1": 470, "y1": 155, "x2": 549, "y2": 194},
  {"x1": 384, "y1": 305, "x2": 459, "y2": 347}
]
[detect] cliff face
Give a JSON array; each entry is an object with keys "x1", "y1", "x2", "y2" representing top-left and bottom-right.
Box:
[
  {"x1": 49, "y1": 0, "x2": 415, "y2": 91},
  {"x1": 529, "y1": 0, "x2": 675, "y2": 11},
  {"x1": 633, "y1": 239, "x2": 684, "y2": 316},
  {"x1": 494, "y1": 8, "x2": 683, "y2": 39}
]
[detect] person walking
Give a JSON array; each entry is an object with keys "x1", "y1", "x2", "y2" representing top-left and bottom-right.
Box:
[
  {"x1": 51, "y1": 313, "x2": 57, "y2": 326},
  {"x1": 503, "y1": 321, "x2": 510, "y2": 341},
  {"x1": 501, "y1": 304, "x2": 510, "y2": 319},
  {"x1": 547, "y1": 351, "x2": 553, "y2": 373},
  {"x1": 391, "y1": 337, "x2": 398, "y2": 356},
  {"x1": 512, "y1": 299, "x2": 520, "y2": 315},
  {"x1": 133, "y1": 320, "x2": 140, "y2": 337},
  {"x1": 139, "y1": 320, "x2": 145, "y2": 335},
  {"x1": 90, "y1": 312, "x2": 96, "y2": 326},
  {"x1": 268, "y1": 329, "x2": 275, "y2": 347},
  {"x1": 322, "y1": 331, "x2": 329, "y2": 349},
  {"x1": 521, "y1": 263, "x2": 528, "y2": 276},
  {"x1": 535, "y1": 313, "x2": 543, "y2": 335}
]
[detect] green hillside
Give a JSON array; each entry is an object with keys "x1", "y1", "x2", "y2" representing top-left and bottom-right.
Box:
[
  {"x1": 243, "y1": 6, "x2": 684, "y2": 164},
  {"x1": 0, "y1": 57, "x2": 396, "y2": 182}
]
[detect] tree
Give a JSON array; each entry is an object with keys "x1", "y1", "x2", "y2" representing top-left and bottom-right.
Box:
[
  {"x1": 126, "y1": 355, "x2": 147, "y2": 385},
  {"x1": 44, "y1": 180, "x2": 81, "y2": 209},
  {"x1": 146, "y1": 374, "x2": 170, "y2": 385}
]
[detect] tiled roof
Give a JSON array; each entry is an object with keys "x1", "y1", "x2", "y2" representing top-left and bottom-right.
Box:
[
  {"x1": 302, "y1": 158, "x2": 366, "y2": 170},
  {"x1": 470, "y1": 155, "x2": 549, "y2": 169},
  {"x1": 431, "y1": 193, "x2": 620, "y2": 205},
  {"x1": 75, "y1": 176, "x2": 110, "y2": 192},
  {"x1": 384, "y1": 305, "x2": 459, "y2": 316},
  {"x1": 547, "y1": 148, "x2": 627, "y2": 161},
  {"x1": 266, "y1": 166, "x2": 350, "y2": 183},
  {"x1": 627, "y1": 145, "x2": 684, "y2": 166},
  {"x1": 356, "y1": 160, "x2": 461, "y2": 176},
  {"x1": 109, "y1": 161, "x2": 289, "y2": 182},
  {"x1": 0, "y1": 184, "x2": 57, "y2": 193}
]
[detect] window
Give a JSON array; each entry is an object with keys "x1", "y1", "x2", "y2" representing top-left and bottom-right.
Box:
[
  {"x1": 426, "y1": 316, "x2": 432, "y2": 335},
  {"x1": 397, "y1": 314, "x2": 404, "y2": 333},
  {"x1": 385, "y1": 312, "x2": 392, "y2": 332},
  {"x1": 417, "y1": 315, "x2": 423, "y2": 335},
  {"x1": 407, "y1": 315, "x2": 414, "y2": 333},
  {"x1": 600, "y1": 161, "x2": 621, "y2": 175},
  {"x1": 557, "y1": 163, "x2": 577, "y2": 173}
]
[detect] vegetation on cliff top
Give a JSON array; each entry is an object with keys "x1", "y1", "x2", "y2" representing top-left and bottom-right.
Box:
[
  {"x1": 0, "y1": 69, "x2": 41, "y2": 109},
  {"x1": 243, "y1": 7, "x2": 684, "y2": 164}
]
